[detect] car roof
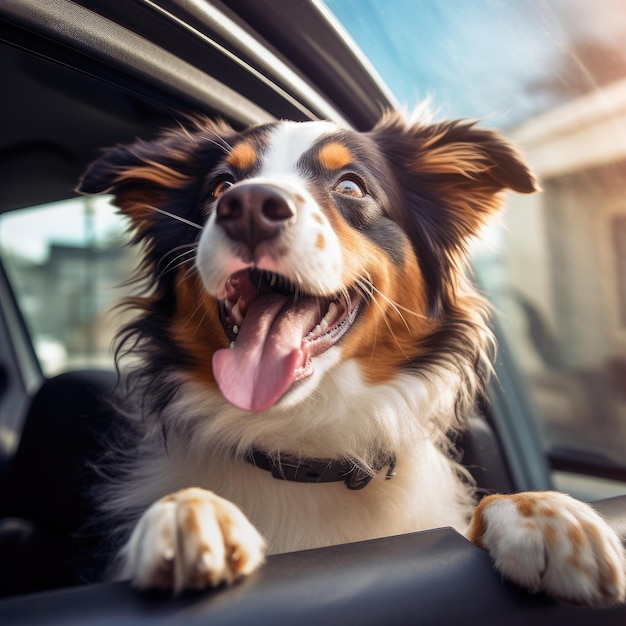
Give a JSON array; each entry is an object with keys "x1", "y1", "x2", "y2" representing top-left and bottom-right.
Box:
[{"x1": 0, "y1": 0, "x2": 394, "y2": 213}]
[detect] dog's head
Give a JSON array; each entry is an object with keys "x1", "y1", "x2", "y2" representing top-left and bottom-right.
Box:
[{"x1": 79, "y1": 113, "x2": 536, "y2": 415}]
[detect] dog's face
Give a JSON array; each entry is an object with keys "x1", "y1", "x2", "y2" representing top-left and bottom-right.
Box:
[{"x1": 79, "y1": 113, "x2": 536, "y2": 414}]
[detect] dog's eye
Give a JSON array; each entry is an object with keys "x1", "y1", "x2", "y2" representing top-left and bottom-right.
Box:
[
  {"x1": 211, "y1": 177, "x2": 235, "y2": 198},
  {"x1": 333, "y1": 176, "x2": 366, "y2": 198}
]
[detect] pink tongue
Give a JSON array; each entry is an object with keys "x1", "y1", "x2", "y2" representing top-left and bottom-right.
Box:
[{"x1": 212, "y1": 294, "x2": 319, "y2": 412}]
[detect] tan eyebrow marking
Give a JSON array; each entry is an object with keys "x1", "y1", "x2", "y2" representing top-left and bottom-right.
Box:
[
  {"x1": 226, "y1": 141, "x2": 258, "y2": 170},
  {"x1": 318, "y1": 142, "x2": 353, "y2": 170}
]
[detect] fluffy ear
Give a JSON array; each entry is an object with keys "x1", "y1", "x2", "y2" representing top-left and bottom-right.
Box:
[
  {"x1": 77, "y1": 118, "x2": 236, "y2": 269},
  {"x1": 77, "y1": 118, "x2": 235, "y2": 231},
  {"x1": 370, "y1": 112, "x2": 538, "y2": 314}
]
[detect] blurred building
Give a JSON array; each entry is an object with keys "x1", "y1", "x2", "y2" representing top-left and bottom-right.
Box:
[
  {"x1": 491, "y1": 78, "x2": 626, "y2": 458},
  {"x1": 8, "y1": 241, "x2": 136, "y2": 373}
]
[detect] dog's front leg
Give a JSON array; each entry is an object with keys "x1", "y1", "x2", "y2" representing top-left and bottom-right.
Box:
[
  {"x1": 465, "y1": 491, "x2": 626, "y2": 607},
  {"x1": 119, "y1": 488, "x2": 266, "y2": 593}
]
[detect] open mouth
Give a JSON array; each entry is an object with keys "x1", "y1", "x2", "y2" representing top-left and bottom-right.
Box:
[{"x1": 212, "y1": 268, "x2": 361, "y2": 412}]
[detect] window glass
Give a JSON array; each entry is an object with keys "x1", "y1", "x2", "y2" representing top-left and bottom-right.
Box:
[
  {"x1": 326, "y1": 0, "x2": 626, "y2": 475},
  {"x1": 0, "y1": 197, "x2": 136, "y2": 375}
]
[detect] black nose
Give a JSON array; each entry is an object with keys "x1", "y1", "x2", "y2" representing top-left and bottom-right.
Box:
[{"x1": 215, "y1": 183, "x2": 295, "y2": 248}]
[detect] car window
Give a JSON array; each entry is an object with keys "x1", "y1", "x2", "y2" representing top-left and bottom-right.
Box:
[
  {"x1": 326, "y1": 0, "x2": 626, "y2": 491},
  {"x1": 0, "y1": 198, "x2": 136, "y2": 375}
]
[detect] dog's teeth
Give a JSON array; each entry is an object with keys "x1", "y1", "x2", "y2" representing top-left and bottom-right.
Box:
[
  {"x1": 319, "y1": 301, "x2": 338, "y2": 329},
  {"x1": 230, "y1": 341, "x2": 235, "y2": 349},
  {"x1": 305, "y1": 301, "x2": 342, "y2": 342},
  {"x1": 231, "y1": 300, "x2": 244, "y2": 325},
  {"x1": 233, "y1": 325, "x2": 239, "y2": 334},
  {"x1": 269, "y1": 273, "x2": 277, "y2": 287}
]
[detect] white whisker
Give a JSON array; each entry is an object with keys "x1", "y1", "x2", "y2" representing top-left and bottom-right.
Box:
[
  {"x1": 199, "y1": 136, "x2": 232, "y2": 154},
  {"x1": 165, "y1": 242, "x2": 198, "y2": 257},
  {"x1": 156, "y1": 247, "x2": 197, "y2": 280},
  {"x1": 180, "y1": 276, "x2": 212, "y2": 339},
  {"x1": 355, "y1": 277, "x2": 413, "y2": 361},
  {"x1": 358, "y1": 272, "x2": 428, "y2": 325},
  {"x1": 176, "y1": 262, "x2": 200, "y2": 290},
  {"x1": 145, "y1": 205, "x2": 203, "y2": 230},
  {"x1": 175, "y1": 119, "x2": 195, "y2": 141},
  {"x1": 198, "y1": 127, "x2": 233, "y2": 153}
]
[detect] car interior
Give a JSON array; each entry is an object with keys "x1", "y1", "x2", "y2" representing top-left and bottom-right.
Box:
[{"x1": 0, "y1": 1, "x2": 625, "y2": 624}]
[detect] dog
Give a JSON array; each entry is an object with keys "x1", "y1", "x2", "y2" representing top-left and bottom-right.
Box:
[{"x1": 78, "y1": 112, "x2": 626, "y2": 605}]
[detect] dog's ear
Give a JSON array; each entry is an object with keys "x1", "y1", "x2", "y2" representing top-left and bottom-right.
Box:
[
  {"x1": 77, "y1": 118, "x2": 235, "y2": 233},
  {"x1": 370, "y1": 112, "x2": 538, "y2": 315}
]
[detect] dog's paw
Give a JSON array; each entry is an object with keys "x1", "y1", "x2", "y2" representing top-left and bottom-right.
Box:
[
  {"x1": 466, "y1": 491, "x2": 626, "y2": 607},
  {"x1": 119, "y1": 487, "x2": 266, "y2": 593}
]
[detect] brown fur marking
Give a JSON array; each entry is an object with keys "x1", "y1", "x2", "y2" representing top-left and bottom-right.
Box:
[
  {"x1": 226, "y1": 141, "x2": 258, "y2": 170},
  {"x1": 318, "y1": 142, "x2": 353, "y2": 171}
]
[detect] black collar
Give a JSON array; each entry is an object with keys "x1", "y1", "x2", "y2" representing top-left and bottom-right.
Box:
[{"x1": 245, "y1": 450, "x2": 397, "y2": 490}]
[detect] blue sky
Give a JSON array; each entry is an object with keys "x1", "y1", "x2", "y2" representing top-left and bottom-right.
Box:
[{"x1": 325, "y1": 0, "x2": 626, "y2": 129}]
